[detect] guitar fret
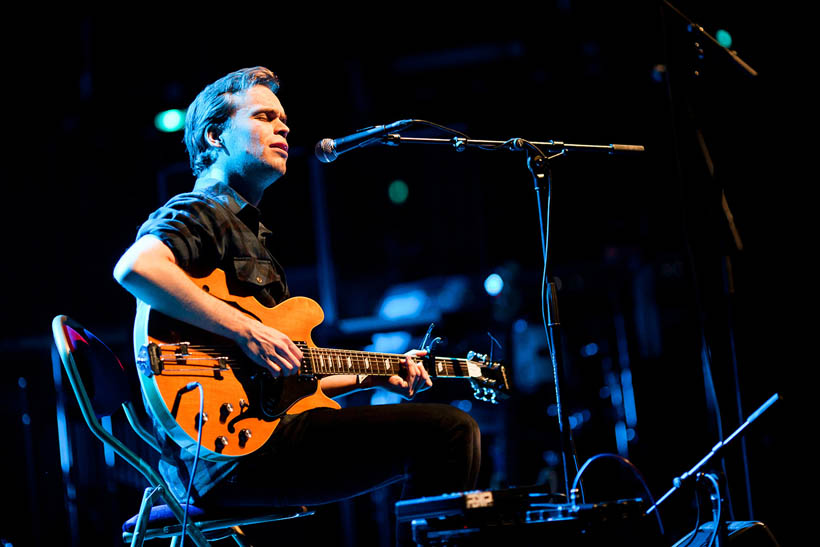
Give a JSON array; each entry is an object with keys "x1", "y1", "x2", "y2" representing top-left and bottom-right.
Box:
[{"x1": 303, "y1": 348, "x2": 477, "y2": 379}]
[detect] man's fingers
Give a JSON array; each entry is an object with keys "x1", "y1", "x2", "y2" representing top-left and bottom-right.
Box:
[
  {"x1": 286, "y1": 339, "x2": 304, "y2": 361},
  {"x1": 265, "y1": 358, "x2": 282, "y2": 376},
  {"x1": 274, "y1": 342, "x2": 303, "y2": 375}
]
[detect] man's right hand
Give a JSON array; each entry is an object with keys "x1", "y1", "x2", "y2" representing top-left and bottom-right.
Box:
[{"x1": 236, "y1": 320, "x2": 303, "y2": 377}]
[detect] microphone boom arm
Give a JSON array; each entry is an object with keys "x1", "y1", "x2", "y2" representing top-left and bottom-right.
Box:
[{"x1": 381, "y1": 134, "x2": 645, "y2": 155}]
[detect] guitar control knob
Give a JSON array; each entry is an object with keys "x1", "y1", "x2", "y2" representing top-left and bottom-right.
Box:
[
  {"x1": 195, "y1": 412, "x2": 208, "y2": 430},
  {"x1": 239, "y1": 399, "x2": 248, "y2": 411},
  {"x1": 220, "y1": 403, "x2": 234, "y2": 423},
  {"x1": 238, "y1": 429, "x2": 252, "y2": 447},
  {"x1": 215, "y1": 436, "x2": 229, "y2": 451}
]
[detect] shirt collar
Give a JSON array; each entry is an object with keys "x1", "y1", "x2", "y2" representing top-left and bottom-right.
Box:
[{"x1": 193, "y1": 178, "x2": 260, "y2": 224}]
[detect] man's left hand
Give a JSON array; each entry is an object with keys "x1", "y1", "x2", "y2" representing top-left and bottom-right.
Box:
[{"x1": 365, "y1": 349, "x2": 432, "y2": 399}]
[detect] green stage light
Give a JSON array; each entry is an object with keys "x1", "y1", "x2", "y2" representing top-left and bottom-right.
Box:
[
  {"x1": 388, "y1": 179, "x2": 409, "y2": 204},
  {"x1": 716, "y1": 29, "x2": 733, "y2": 49},
  {"x1": 155, "y1": 109, "x2": 186, "y2": 133}
]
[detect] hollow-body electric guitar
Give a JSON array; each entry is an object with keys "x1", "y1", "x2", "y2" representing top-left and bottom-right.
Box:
[{"x1": 133, "y1": 268, "x2": 509, "y2": 462}]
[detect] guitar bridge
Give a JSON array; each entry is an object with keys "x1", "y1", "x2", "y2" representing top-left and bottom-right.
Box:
[
  {"x1": 175, "y1": 342, "x2": 190, "y2": 357},
  {"x1": 137, "y1": 343, "x2": 164, "y2": 377}
]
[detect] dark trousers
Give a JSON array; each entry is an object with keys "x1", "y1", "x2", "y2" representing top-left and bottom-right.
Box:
[{"x1": 200, "y1": 402, "x2": 481, "y2": 507}]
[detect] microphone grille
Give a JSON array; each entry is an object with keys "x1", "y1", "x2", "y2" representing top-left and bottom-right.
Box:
[{"x1": 314, "y1": 138, "x2": 337, "y2": 163}]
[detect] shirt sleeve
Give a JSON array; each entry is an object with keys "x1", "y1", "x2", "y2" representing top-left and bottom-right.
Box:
[{"x1": 136, "y1": 192, "x2": 227, "y2": 273}]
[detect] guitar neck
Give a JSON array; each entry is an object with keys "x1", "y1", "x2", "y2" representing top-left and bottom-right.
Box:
[{"x1": 297, "y1": 345, "x2": 483, "y2": 380}]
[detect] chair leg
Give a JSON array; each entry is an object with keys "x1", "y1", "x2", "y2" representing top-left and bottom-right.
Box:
[
  {"x1": 230, "y1": 526, "x2": 251, "y2": 547},
  {"x1": 131, "y1": 486, "x2": 164, "y2": 547}
]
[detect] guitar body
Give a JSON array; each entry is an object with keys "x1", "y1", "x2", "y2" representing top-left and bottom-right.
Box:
[{"x1": 134, "y1": 269, "x2": 341, "y2": 462}]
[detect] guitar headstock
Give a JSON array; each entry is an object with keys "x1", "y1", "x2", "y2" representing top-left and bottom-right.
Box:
[{"x1": 465, "y1": 350, "x2": 510, "y2": 404}]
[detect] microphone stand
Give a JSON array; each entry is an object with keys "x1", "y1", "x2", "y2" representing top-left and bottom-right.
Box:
[
  {"x1": 661, "y1": 0, "x2": 760, "y2": 521},
  {"x1": 662, "y1": 0, "x2": 758, "y2": 78},
  {"x1": 525, "y1": 144, "x2": 580, "y2": 500},
  {"x1": 646, "y1": 392, "x2": 779, "y2": 516},
  {"x1": 380, "y1": 132, "x2": 644, "y2": 500}
]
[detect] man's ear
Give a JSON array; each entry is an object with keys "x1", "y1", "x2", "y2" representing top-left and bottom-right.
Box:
[{"x1": 205, "y1": 124, "x2": 224, "y2": 148}]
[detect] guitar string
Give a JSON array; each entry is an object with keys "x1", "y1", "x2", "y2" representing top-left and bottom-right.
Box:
[
  {"x1": 154, "y1": 344, "x2": 475, "y2": 376},
  {"x1": 159, "y1": 351, "x2": 471, "y2": 370},
  {"x1": 154, "y1": 356, "x2": 470, "y2": 376}
]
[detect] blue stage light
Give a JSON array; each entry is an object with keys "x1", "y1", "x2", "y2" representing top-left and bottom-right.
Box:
[
  {"x1": 581, "y1": 342, "x2": 599, "y2": 357},
  {"x1": 379, "y1": 290, "x2": 426, "y2": 319},
  {"x1": 484, "y1": 273, "x2": 504, "y2": 296},
  {"x1": 366, "y1": 331, "x2": 412, "y2": 353}
]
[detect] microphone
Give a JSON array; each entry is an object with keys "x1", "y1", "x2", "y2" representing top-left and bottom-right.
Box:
[{"x1": 314, "y1": 119, "x2": 414, "y2": 163}]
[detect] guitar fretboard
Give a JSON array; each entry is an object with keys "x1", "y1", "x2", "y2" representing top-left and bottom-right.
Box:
[{"x1": 295, "y1": 343, "x2": 481, "y2": 379}]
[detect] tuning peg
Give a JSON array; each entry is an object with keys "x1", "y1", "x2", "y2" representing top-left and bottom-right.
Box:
[{"x1": 470, "y1": 378, "x2": 500, "y2": 404}]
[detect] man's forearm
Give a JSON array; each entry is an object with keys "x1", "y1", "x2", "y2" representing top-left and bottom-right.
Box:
[
  {"x1": 320, "y1": 375, "x2": 364, "y2": 398},
  {"x1": 114, "y1": 234, "x2": 254, "y2": 343}
]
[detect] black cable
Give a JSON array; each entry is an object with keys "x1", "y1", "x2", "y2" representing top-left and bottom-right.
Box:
[
  {"x1": 571, "y1": 453, "x2": 665, "y2": 538},
  {"x1": 410, "y1": 119, "x2": 470, "y2": 139},
  {"x1": 703, "y1": 473, "x2": 722, "y2": 547},
  {"x1": 180, "y1": 382, "x2": 204, "y2": 547},
  {"x1": 678, "y1": 477, "x2": 703, "y2": 547}
]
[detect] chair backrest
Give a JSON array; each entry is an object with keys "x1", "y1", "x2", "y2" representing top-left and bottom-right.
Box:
[
  {"x1": 51, "y1": 315, "x2": 166, "y2": 487},
  {"x1": 52, "y1": 315, "x2": 132, "y2": 419}
]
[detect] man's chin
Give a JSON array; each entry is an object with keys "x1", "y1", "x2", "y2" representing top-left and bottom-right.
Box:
[{"x1": 261, "y1": 165, "x2": 286, "y2": 186}]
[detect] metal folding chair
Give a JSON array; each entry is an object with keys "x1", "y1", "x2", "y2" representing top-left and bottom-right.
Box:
[{"x1": 52, "y1": 315, "x2": 312, "y2": 546}]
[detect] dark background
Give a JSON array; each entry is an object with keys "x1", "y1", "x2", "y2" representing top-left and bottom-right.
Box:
[{"x1": 3, "y1": 3, "x2": 795, "y2": 545}]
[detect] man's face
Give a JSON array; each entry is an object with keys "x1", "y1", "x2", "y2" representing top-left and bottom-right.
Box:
[{"x1": 219, "y1": 85, "x2": 290, "y2": 182}]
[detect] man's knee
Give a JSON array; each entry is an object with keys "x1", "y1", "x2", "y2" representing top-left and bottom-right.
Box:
[{"x1": 430, "y1": 404, "x2": 481, "y2": 446}]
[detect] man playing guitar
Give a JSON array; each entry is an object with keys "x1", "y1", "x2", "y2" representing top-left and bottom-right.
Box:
[{"x1": 113, "y1": 67, "x2": 481, "y2": 541}]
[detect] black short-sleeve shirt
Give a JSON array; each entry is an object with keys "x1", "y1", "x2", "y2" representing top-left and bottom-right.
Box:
[
  {"x1": 134, "y1": 178, "x2": 290, "y2": 501},
  {"x1": 137, "y1": 178, "x2": 289, "y2": 306}
]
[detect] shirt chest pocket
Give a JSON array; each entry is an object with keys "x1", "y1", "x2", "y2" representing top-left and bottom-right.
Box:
[{"x1": 232, "y1": 256, "x2": 280, "y2": 288}]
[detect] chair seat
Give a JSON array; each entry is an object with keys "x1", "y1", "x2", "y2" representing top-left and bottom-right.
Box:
[
  {"x1": 122, "y1": 505, "x2": 313, "y2": 534},
  {"x1": 123, "y1": 504, "x2": 203, "y2": 533},
  {"x1": 123, "y1": 503, "x2": 312, "y2": 535}
]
